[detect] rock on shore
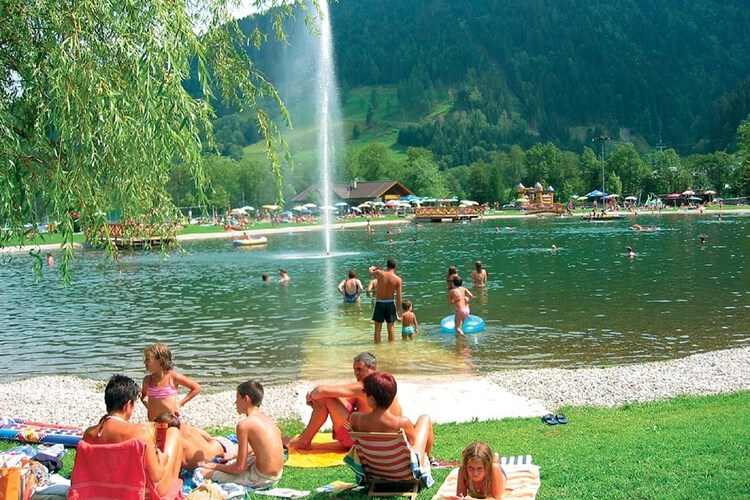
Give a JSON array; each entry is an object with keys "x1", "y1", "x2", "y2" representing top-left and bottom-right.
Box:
[{"x1": 1, "y1": 347, "x2": 749, "y2": 430}]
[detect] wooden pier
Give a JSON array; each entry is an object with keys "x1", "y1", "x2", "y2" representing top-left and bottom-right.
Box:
[{"x1": 414, "y1": 206, "x2": 482, "y2": 222}]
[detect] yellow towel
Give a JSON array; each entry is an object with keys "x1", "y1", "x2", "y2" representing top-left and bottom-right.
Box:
[
  {"x1": 285, "y1": 433, "x2": 348, "y2": 468},
  {"x1": 431, "y1": 463, "x2": 541, "y2": 500}
]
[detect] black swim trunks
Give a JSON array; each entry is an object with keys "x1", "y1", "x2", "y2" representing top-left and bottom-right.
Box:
[{"x1": 372, "y1": 300, "x2": 397, "y2": 323}]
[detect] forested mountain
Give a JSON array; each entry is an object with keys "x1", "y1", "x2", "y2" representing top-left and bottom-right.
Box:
[
  {"x1": 175, "y1": 0, "x2": 750, "y2": 209},
  {"x1": 326, "y1": 0, "x2": 749, "y2": 159}
]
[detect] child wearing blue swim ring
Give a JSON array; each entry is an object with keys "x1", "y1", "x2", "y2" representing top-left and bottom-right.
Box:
[{"x1": 399, "y1": 300, "x2": 419, "y2": 340}]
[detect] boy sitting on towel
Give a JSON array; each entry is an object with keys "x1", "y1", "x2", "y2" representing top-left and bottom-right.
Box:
[{"x1": 197, "y1": 380, "x2": 284, "y2": 488}]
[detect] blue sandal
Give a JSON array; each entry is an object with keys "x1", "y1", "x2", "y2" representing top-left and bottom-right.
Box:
[{"x1": 541, "y1": 414, "x2": 558, "y2": 425}]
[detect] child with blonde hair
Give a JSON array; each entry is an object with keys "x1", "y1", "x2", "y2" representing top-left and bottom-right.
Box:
[
  {"x1": 399, "y1": 300, "x2": 419, "y2": 340},
  {"x1": 456, "y1": 441, "x2": 506, "y2": 499},
  {"x1": 141, "y1": 343, "x2": 202, "y2": 421}
]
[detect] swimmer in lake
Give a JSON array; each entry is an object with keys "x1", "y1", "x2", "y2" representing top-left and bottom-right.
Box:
[{"x1": 338, "y1": 269, "x2": 364, "y2": 303}]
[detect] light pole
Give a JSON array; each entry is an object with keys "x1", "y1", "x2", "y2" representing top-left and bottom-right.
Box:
[{"x1": 592, "y1": 136, "x2": 612, "y2": 193}]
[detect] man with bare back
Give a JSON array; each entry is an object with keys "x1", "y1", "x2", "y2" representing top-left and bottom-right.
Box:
[
  {"x1": 369, "y1": 258, "x2": 403, "y2": 343},
  {"x1": 288, "y1": 352, "x2": 402, "y2": 450}
]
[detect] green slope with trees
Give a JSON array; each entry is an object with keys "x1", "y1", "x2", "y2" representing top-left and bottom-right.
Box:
[{"x1": 190, "y1": 0, "x2": 750, "y2": 210}]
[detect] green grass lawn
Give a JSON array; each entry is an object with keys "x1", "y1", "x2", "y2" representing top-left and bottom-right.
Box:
[{"x1": 3, "y1": 392, "x2": 749, "y2": 498}]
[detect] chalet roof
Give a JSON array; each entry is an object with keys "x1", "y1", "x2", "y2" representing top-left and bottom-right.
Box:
[{"x1": 292, "y1": 180, "x2": 413, "y2": 202}]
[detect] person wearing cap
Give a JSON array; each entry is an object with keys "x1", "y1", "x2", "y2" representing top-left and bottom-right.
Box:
[{"x1": 470, "y1": 261, "x2": 487, "y2": 287}]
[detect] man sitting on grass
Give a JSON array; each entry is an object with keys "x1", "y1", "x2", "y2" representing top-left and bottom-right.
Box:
[{"x1": 288, "y1": 352, "x2": 402, "y2": 450}]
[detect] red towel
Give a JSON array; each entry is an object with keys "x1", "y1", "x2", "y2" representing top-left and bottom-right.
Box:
[
  {"x1": 69, "y1": 438, "x2": 148, "y2": 500},
  {"x1": 68, "y1": 438, "x2": 183, "y2": 500}
]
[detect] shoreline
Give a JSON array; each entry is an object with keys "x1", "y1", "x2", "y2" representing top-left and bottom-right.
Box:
[
  {"x1": 2, "y1": 206, "x2": 747, "y2": 255},
  {"x1": 1, "y1": 346, "x2": 748, "y2": 430}
]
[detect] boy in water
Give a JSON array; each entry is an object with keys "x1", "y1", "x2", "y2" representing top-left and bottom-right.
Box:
[
  {"x1": 399, "y1": 300, "x2": 419, "y2": 340},
  {"x1": 198, "y1": 380, "x2": 284, "y2": 488}
]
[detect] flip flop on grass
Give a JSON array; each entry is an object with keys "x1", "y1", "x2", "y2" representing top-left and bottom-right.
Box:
[
  {"x1": 541, "y1": 414, "x2": 558, "y2": 425},
  {"x1": 555, "y1": 413, "x2": 568, "y2": 425}
]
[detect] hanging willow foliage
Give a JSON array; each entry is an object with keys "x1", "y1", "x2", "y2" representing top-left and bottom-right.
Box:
[{"x1": 0, "y1": 0, "x2": 321, "y2": 279}]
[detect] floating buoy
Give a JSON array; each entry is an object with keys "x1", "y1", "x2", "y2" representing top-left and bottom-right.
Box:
[{"x1": 440, "y1": 314, "x2": 486, "y2": 334}]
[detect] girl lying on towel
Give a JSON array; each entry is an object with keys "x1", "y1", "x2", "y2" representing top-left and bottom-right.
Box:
[{"x1": 454, "y1": 442, "x2": 506, "y2": 499}]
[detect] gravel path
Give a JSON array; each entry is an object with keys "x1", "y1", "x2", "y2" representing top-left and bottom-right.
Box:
[{"x1": 1, "y1": 346, "x2": 748, "y2": 430}]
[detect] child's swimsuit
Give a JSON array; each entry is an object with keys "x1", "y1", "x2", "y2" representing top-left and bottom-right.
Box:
[
  {"x1": 455, "y1": 306, "x2": 470, "y2": 320},
  {"x1": 402, "y1": 325, "x2": 415, "y2": 337},
  {"x1": 146, "y1": 371, "x2": 178, "y2": 400}
]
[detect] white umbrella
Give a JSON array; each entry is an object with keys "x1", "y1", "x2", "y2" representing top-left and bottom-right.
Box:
[
  {"x1": 261, "y1": 204, "x2": 279, "y2": 211},
  {"x1": 350, "y1": 206, "x2": 362, "y2": 212},
  {"x1": 292, "y1": 205, "x2": 306, "y2": 211},
  {"x1": 704, "y1": 190, "x2": 716, "y2": 195},
  {"x1": 334, "y1": 202, "x2": 349, "y2": 207},
  {"x1": 358, "y1": 202, "x2": 372, "y2": 208},
  {"x1": 303, "y1": 203, "x2": 317, "y2": 208},
  {"x1": 460, "y1": 200, "x2": 479, "y2": 206},
  {"x1": 239, "y1": 206, "x2": 255, "y2": 211},
  {"x1": 231, "y1": 208, "x2": 247, "y2": 215},
  {"x1": 624, "y1": 196, "x2": 638, "y2": 201},
  {"x1": 682, "y1": 189, "x2": 695, "y2": 196}
]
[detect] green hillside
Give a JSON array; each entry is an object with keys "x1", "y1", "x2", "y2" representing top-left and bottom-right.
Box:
[{"x1": 184, "y1": 0, "x2": 750, "y2": 209}]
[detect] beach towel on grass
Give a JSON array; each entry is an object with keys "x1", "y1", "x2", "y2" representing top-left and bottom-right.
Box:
[
  {"x1": 431, "y1": 457, "x2": 540, "y2": 500},
  {"x1": 285, "y1": 433, "x2": 348, "y2": 468},
  {"x1": 68, "y1": 438, "x2": 183, "y2": 500}
]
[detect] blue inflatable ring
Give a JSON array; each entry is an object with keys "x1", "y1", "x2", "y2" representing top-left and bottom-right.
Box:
[{"x1": 441, "y1": 314, "x2": 485, "y2": 334}]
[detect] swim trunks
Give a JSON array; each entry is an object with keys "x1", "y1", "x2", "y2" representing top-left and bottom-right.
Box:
[
  {"x1": 332, "y1": 424, "x2": 354, "y2": 449},
  {"x1": 209, "y1": 454, "x2": 282, "y2": 488},
  {"x1": 212, "y1": 436, "x2": 238, "y2": 455},
  {"x1": 332, "y1": 400, "x2": 355, "y2": 448},
  {"x1": 402, "y1": 325, "x2": 415, "y2": 337},
  {"x1": 372, "y1": 300, "x2": 397, "y2": 323}
]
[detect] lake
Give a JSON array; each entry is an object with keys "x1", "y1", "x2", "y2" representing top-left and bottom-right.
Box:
[{"x1": 1, "y1": 212, "x2": 748, "y2": 391}]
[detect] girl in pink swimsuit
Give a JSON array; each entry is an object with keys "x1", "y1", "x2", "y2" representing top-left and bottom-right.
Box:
[
  {"x1": 141, "y1": 343, "x2": 202, "y2": 421},
  {"x1": 448, "y1": 276, "x2": 474, "y2": 337}
]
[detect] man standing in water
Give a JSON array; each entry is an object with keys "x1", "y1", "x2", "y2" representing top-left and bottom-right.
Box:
[{"x1": 369, "y1": 258, "x2": 403, "y2": 343}]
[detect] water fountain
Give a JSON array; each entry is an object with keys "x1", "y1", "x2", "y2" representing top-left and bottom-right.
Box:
[{"x1": 315, "y1": 0, "x2": 341, "y2": 255}]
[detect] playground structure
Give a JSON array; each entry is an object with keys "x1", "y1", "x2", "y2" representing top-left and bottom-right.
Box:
[{"x1": 516, "y1": 182, "x2": 569, "y2": 215}]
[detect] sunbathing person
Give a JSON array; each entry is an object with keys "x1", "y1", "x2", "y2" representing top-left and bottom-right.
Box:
[
  {"x1": 349, "y1": 371, "x2": 435, "y2": 468},
  {"x1": 77, "y1": 374, "x2": 183, "y2": 498},
  {"x1": 153, "y1": 412, "x2": 237, "y2": 471},
  {"x1": 288, "y1": 352, "x2": 402, "y2": 450}
]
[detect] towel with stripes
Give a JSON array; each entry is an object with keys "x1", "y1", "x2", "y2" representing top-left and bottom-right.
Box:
[{"x1": 431, "y1": 456, "x2": 540, "y2": 500}]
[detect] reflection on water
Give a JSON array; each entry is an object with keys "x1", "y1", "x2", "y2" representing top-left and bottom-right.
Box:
[{"x1": 1, "y1": 213, "x2": 748, "y2": 390}]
